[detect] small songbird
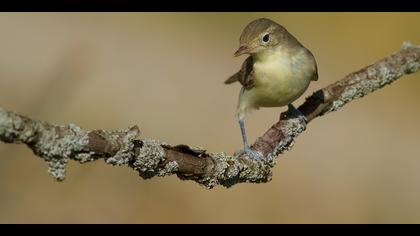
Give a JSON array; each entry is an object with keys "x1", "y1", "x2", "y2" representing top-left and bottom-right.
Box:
[{"x1": 225, "y1": 18, "x2": 318, "y2": 159}]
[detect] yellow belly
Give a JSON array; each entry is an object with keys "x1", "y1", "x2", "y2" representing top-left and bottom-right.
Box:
[
  {"x1": 236, "y1": 48, "x2": 314, "y2": 118},
  {"x1": 246, "y1": 75, "x2": 309, "y2": 107}
]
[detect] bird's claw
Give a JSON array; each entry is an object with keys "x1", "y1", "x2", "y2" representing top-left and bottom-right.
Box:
[
  {"x1": 243, "y1": 146, "x2": 263, "y2": 160},
  {"x1": 281, "y1": 104, "x2": 307, "y2": 122}
]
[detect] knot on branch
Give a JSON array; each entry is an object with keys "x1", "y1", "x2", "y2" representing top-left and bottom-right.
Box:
[
  {"x1": 131, "y1": 139, "x2": 173, "y2": 179},
  {"x1": 102, "y1": 126, "x2": 140, "y2": 166}
]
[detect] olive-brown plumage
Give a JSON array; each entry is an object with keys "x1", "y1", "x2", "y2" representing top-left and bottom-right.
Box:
[{"x1": 225, "y1": 18, "x2": 318, "y2": 159}]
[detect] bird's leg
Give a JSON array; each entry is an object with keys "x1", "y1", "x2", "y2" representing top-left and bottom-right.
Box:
[
  {"x1": 239, "y1": 117, "x2": 263, "y2": 160},
  {"x1": 239, "y1": 117, "x2": 249, "y2": 150}
]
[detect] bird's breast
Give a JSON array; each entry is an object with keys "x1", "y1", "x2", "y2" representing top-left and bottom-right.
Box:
[{"x1": 247, "y1": 49, "x2": 313, "y2": 107}]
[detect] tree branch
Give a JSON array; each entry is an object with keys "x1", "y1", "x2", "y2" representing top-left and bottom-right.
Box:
[{"x1": 1, "y1": 42, "x2": 419, "y2": 188}]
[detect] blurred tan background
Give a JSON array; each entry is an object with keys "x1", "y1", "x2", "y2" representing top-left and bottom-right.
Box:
[{"x1": 0, "y1": 13, "x2": 419, "y2": 223}]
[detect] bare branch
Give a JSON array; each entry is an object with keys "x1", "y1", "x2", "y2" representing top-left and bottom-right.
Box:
[{"x1": 1, "y1": 43, "x2": 419, "y2": 188}]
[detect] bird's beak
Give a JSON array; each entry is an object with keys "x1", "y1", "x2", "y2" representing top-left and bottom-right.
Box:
[{"x1": 234, "y1": 45, "x2": 251, "y2": 57}]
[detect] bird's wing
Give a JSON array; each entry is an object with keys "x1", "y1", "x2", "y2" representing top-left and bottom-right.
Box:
[
  {"x1": 312, "y1": 62, "x2": 319, "y2": 81},
  {"x1": 224, "y1": 56, "x2": 255, "y2": 90}
]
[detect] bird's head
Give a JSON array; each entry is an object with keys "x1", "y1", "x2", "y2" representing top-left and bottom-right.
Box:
[{"x1": 234, "y1": 18, "x2": 291, "y2": 57}]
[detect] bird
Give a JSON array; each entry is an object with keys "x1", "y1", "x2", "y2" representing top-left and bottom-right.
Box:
[{"x1": 225, "y1": 18, "x2": 318, "y2": 160}]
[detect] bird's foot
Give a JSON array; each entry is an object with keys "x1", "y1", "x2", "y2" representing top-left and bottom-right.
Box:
[
  {"x1": 243, "y1": 146, "x2": 263, "y2": 160},
  {"x1": 281, "y1": 104, "x2": 307, "y2": 122},
  {"x1": 288, "y1": 104, "x2": 305, "y2": 118}
]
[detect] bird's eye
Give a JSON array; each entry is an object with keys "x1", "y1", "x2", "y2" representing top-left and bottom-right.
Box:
[{"x1": 262, "y1": 33, "x2": 270, "y2": 43}]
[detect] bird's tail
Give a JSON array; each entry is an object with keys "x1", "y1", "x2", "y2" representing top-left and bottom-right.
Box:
[{"x1": 224, "y1": 73, "x2": 239, "y2": 84}]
